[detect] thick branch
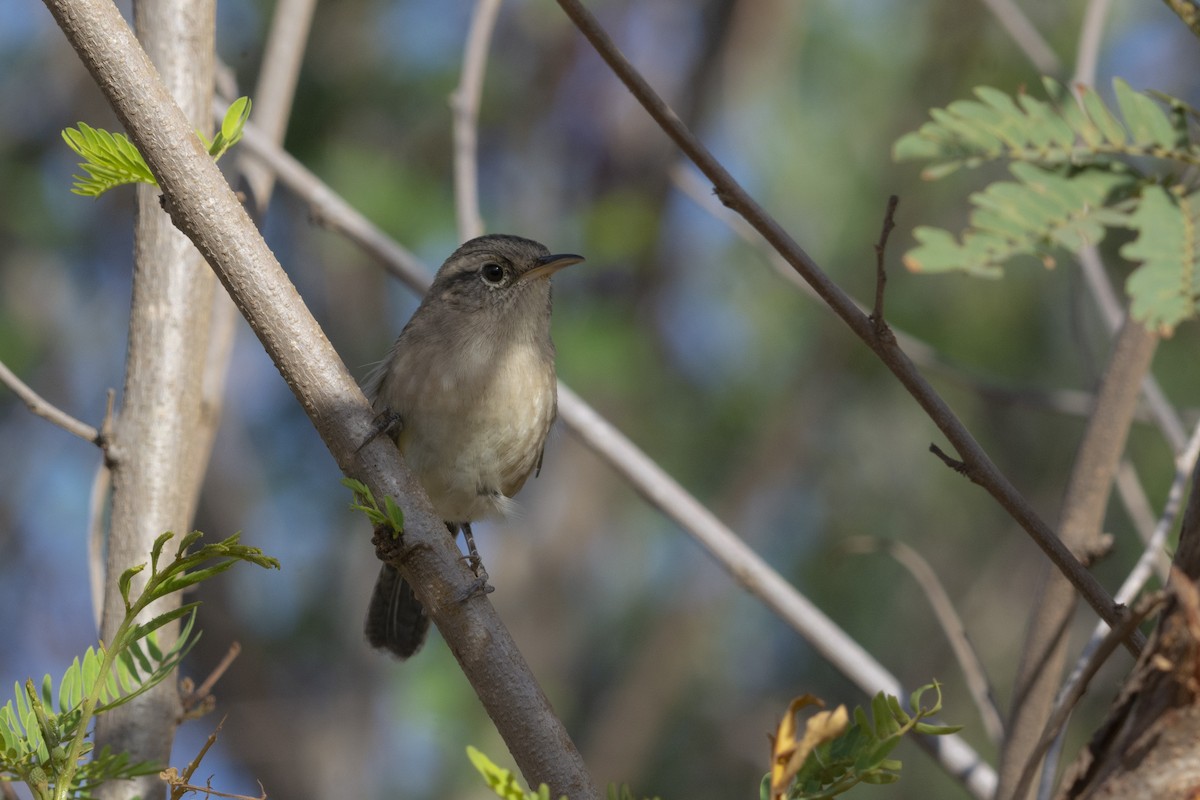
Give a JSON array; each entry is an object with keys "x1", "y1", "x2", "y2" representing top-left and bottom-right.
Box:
[{"x1": 42, "y1": 1, "x2": 596, "y2": 796}]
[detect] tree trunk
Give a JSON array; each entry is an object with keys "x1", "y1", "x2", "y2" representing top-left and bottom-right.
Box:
[{"x1": 93, "y1": 2, "x2": 217, "y2": 798}]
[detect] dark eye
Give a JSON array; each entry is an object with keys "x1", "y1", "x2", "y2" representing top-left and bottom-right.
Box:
[{"x1": 480, "y1": 263, "x2": 505, "y2": 285}]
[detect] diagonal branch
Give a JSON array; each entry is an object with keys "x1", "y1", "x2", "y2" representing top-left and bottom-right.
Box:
[
  {"x1": 554, "y1": 0, "x2": 1139, "y2": 653},
  {"x1": 0, "y1": 358, "x2": 101, "y2": 444},
  {"x1": 42, "y1": 1, "x2": 597, "y2": 797}
]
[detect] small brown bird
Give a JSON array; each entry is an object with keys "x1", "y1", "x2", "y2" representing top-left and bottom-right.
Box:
[{"x1": 363, "y1": 234, "x2": 583, "y2": 658}]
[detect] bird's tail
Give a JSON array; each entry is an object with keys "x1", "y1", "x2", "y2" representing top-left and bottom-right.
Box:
[{"x1": 364, "y1": 564, "x2": 430, "y2": 659}]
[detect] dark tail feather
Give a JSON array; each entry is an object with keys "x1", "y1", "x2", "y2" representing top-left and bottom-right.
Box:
[{"x1": 364, "y1": 564, "x2": 430, "y2": 659}]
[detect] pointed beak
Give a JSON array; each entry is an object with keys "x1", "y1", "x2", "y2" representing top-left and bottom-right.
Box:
[{"x1": 520, "y1": 253, "x2": 585, "y2": 282}]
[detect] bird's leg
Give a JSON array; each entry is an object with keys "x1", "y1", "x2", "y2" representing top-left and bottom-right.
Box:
[
  {"x1": 356, "y1": 408, "x2": 404, "y2": 453},
  {"x1": 453, "y1": 522, "x2": 494, "y2": 600}
]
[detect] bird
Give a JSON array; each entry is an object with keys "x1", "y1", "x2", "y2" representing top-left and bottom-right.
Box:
[{"x1": 362, "y1": 233, "x2": 583, "y2": 658}]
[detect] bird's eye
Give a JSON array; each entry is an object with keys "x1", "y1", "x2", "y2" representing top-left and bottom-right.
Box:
[{"x1": 480, "y1": 263, "x2": 506, "y2": 285}]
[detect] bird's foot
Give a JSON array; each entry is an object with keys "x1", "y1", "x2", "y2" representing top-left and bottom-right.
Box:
[
  {"x1": 455, "y1": 573, "x2": 495, "y2": 604},
  {"x1": 356, "y1": 408, "x2": 404, "y2": 453}
]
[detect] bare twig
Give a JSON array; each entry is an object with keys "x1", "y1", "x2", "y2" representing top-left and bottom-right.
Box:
[
  {"x1": 452, "y1": 0, "x2": 503, "y2": 241},
  {"x1": 870, "y1": 195, "x2": 898, "y2": 329},
  {"x1": 1011, "y1": 591, "x2": 1164, "y2": 800},
  {"x1": 87, "y1": 388, "x2": 115, "y2": 633},
  {"x1": 975, "y1": 0, "x2": 1063, "y2": 75},
  {"x1": 235, "y1": 123, "x2": 998, "y2": 799},
  {"x1": 1073, "y1": 0, "x2": 1113, "y2": 88},
  {"x1": 670, "y1": 164, "x2": 1183, "y2": 428},
  {"x1": 237, "y1": 0, "x2": 316, "y2": 210},
  {"x1": 233, "y1": 119, "x2": 430, "y2": 289},
  {"x1": 181, "y1": 642, "x2": 242, "y2": 713},
  {"x1": 842, "y1": 537, "x2": 1004, "y2": 744},
  {"x1": 1161, "y1": 0, "x2": 1200, "y2": 38},
  {"x1": 554, "y1": 0, "x2": 1136, "y2": 651},
  {"x1": 170, "y1": 716, "x2": 226, "y2": 800},
  {"x1": 0, "y1": 358, "x2": 101, "y2": 444}
]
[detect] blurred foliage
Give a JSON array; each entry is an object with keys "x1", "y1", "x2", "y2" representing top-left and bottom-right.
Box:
[
  {"x1": 0, "y1": 532, "x2": 276, "y2": 800},
  {"x1": 896, "y1": 78, "x2": 1200, "y2": 331},
  {"x1": 2, "y1": 1, "x2": 1200, "y2": 800},
  {"x1": 767, "y1": 684, "x2": 960, "y2": 800}
]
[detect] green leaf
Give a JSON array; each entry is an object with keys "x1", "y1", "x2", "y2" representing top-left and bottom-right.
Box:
[
  {"x1": 150, "y1": 531, "x2": 175, "y2": 574},
  {"x1": 117, "y1": 563, "x2": 145, "y2": 610},
  {"x1": 903, "y1": 164, "x2": 1133, "y2": 276},
  {"x1": 174, "y1": 530, "x2": 205, "y2": 560},
  {"x1": 1114, "y1": 78, "x2": 1179, "y2": 150},
  {"x1": 61, "y1": 122, "x2": 157, "y2": 196},
  {"x1": 383, "y1": 495, "x2": 405, "y2": 534},
  {"x1": 1121, "y1": 185, "x2": 1200, "y2": 333},
  {"x1": 1080, "y1": 84, "x2": 1126, "y2": 146},
  {"x1": 62, "y1": 96, "x2": 250, "y2": 197},
  {"x1": 221, "y1": 97, "x2": 251, "y2": 147},
  {"x1": 894, "y1": 77, "x2": 1200, "y2": 177}
]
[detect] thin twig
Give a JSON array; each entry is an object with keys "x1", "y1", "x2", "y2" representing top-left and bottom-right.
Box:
[
  {"x1": 181, "y1": 642, "x2": 242, "y2": 713},
  {"x1": 1012, "y1": 591, "x2": 1164, "y2": 800},
  {"x1": 173, "y1": 716, "x2": 226, "y2": 798},
  {"x1": 236, "y1": 125, "x2": 998, "y2": 800},
  {"x1": 554, "y1": 0, "x2": 1137, "y2": 653},
  {"x1": 87, "y1": 388, "x2": 115, "y2": 633},
  {"x1": 975, "y1": 0, "x2": 1063, "y2": 75},
  {"x1": 870, "y1": 195, "x2": 898, "y2": 330},
  {"x1": 0, "y1": 358, "x2": 101, "y2": 444},
  {"x1": 1162, "y1": 0, "x2": 1200, "y2": 37},
  {"x1": 238, "y1": 0, "x2": 316, "y2": 209},
  {"x1": 1073, "y1": 0, "x2": 1113, "y2": 88},
  {"x1": 670, "y1": 164, "x2": 1185, "y2": 427},
  {"x1": 452, "y1": 0, "x2": 503, "y2": 241},
  {"x1": 842, "y1": 537, "x2": 1004, "y2": 744}
]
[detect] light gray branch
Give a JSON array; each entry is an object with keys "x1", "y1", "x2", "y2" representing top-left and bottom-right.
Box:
[
  {"x1": 0, "y1": 358, "x2": 100, "y2": 443},
  {"x1": 43, "y1": 1, "x2": 596, "y2": 796},
  {"x1": 976, "y1": 0, "x2": 1063, "y2": 74},
  {"x1": 452, "y1": 0, "x2": 502, "y2": 241}
]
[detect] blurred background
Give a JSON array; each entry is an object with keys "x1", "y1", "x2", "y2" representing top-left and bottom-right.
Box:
[{"x1": 3, "y1": 0, "x2": 1200, "y2": 797}]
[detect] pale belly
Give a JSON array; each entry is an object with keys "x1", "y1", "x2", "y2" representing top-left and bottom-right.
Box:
[{"x1": 385, "y1": 344, "x2": 556, "y2": 523}]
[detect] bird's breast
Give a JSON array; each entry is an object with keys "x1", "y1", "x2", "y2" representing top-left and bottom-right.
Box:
[{"x1": 384, "y1": 339, "x2": 556, "y2": 522}]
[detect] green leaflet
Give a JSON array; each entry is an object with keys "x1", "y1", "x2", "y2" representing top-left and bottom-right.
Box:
[
  {"x1": 63, "y1": 97, "x2": 252, "y2": 197},
  {"x1": 894, "y1": 77, "x2": 1200, "y2": 176},
  {"x1": 1122, "y1": 186, "x2": 1200, "y2": 332},
  {"x1": 903, "y1": 164, "x2": 1134, "y2": 277},
  {"x1": 894, "y1": 77, "x2": 1200, "y2": 330}
]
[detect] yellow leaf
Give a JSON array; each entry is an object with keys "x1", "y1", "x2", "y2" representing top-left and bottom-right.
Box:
[{"x1": 769, "y1": 696, "x2": 849, "y2": 800}]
